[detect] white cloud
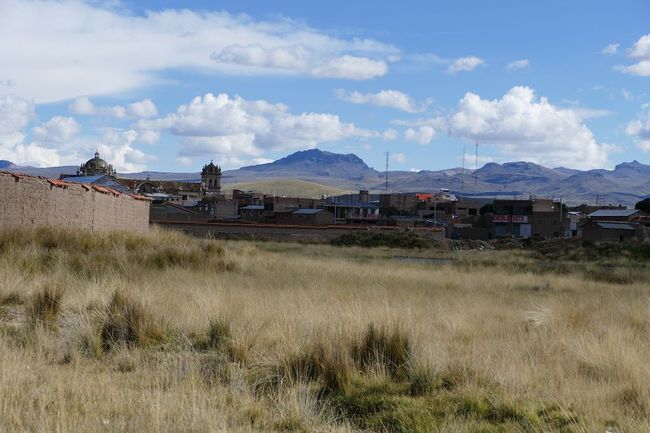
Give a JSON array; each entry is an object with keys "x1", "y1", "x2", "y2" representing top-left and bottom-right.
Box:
[
  {"x1": 175, "y1": 156, "x2": 193, "y2": 167},
  {"x1": 404, "y1": 126, "x2": 436, "y2": 145},
  {"x1": 128, "y1": 99, "x2": 158, "y2": 118},
  {"x1": 32, "y1": 116, "x2": 80, "y2": 143},
  {"x1": 0, "y1": 96, "x2": 51, "y2": 166},
  {"x1": 629, "y1": 34, "x2": 650, "y2": 59},
  {"x1": 601, "y1": 43, "x2": 619, "y2": 55},
  {"x1": 138, "y1": 93, "x2": 377, "y2": 161},
  {"x1": 615, "y1": 34, "x2": 650, "y2": 76},
  {"x1": 447, "y1": 86, "x2": 612, "y2": 169},
  {"x1": 311, "y1": 55, "x2": 388, "y2": 80},
  {"x1": 622, "y1": 89, "x2": 633, "y2": 101},
  {"x1": 391, "y1": 152, "x2": 406, "y2": 163},
  {"x1": 211, "y1": 44, "x2": 312, "y2": 71},
  {"x1": 0, "y1": 1, "x2": 397, "y2": 102},
  {"x1": 447, "y1": 56, "x2": 485, "y2": 74},
  {"x1": 382, "y1": 128, "x2": 399, "y2": 141},
  {"x1": 506, "y1": 59, "x2": 530, "y2": 70},
  {"x1": 335, "y1": 89, "x2": 428, "y2": 113},
  {"x1": 212, "y1": 45, "x2": 388, "y2": 80},
  {"x1": 96, "y1": 129, "x2": 152, "y2": 172},
  {"x1": 138, "y1": 130, "x2": 160, "y2": 145},
  {"x1": 0, "y1": 95, "x2": 154, "y2": 169},
  {"x1": 625, "y1": 112, "x2": 650, "y2": 151},
  {"x1": 69, "y1": 96, "x2": 158, "y2": 118},
  {"x1": 0, "y1": 95, "x2": 33, "y2": 141}
]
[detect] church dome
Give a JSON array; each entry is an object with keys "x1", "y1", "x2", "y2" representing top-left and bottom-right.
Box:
[
  {"x1": 85, "y1": 151, "x2": 108, "y2": 170},
  {"x1": 78, "y1": 150, "x2": 115, "y2": 176}
]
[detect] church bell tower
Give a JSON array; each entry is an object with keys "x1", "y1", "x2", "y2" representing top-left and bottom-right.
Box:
[{"x1": 201, "y1": 161, "x2": 222, "y2": 195}]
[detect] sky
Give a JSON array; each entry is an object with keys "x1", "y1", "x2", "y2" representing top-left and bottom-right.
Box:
[{"x1": 0, "y1": 0, "x2": 649, "y2": 173}]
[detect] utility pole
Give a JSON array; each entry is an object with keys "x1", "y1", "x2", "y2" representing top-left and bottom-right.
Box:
[{"x1": 385, "y1": 151, "x2": 389, "y2": 193}]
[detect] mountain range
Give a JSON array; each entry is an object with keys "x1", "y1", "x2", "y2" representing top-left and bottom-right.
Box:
[{"x1": 3, "y1": 149, "x2": 649, "y2": 205}]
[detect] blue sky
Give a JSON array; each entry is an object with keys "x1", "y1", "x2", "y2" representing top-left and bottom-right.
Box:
[{"x1": 1, "y1": 0, "x2": 649, "y2": 173}]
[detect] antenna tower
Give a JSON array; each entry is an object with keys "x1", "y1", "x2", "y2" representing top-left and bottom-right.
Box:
[
  {"x1": 460, "y1": 145, "x2": 465, "y2": 194},
  {"x1": 474, "y1": 139, "x2": 479, "y2": 186},
  {"x1": 384, "y1": 151, "x2": 389, "y2": 193}
]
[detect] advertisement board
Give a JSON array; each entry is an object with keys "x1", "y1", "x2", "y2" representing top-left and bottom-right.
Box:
[{"x1": 492, "y1": 215, "x2": 529, "y2": 223}]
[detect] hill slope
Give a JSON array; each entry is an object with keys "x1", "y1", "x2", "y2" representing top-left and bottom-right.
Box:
[{"x1": 222, "y1": 179, "x2": 349, "y2": 198}]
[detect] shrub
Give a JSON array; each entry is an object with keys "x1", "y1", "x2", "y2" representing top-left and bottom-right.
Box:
[{"x1": 331, "y1": 231, "x2": 429, "y2": 249}]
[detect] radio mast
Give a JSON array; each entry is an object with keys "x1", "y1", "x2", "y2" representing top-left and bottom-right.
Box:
[
  {"x1": 474, "y1": 139, "x2": 479, "y2": 186},
  {"x1": 460, "y1": 145, "x2": 465, "y2": 195},
  {"x1": 384, "y1": 151, "x2": 389, "y2": 193}
]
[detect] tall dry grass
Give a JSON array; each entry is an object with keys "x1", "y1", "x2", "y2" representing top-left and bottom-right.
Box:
[{"x1": 0, "y1": 227, "x2": 649, "y2": 432}]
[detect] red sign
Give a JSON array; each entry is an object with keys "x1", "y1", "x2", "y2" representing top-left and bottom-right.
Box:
[{"x1": 492, "y1": 215, "x2": 528, "y2": 223}]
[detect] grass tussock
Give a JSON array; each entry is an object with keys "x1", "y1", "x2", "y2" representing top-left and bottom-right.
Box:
[
  {"x1": 26, "y1": 285, "x2": 64, "y2": 328},
  {"x1": 100, "y1": 291, "x2": 167, "y2": 351}
]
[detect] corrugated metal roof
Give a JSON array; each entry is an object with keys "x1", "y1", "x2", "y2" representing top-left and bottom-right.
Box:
[
  {"x1": 292, "y1": 208, "x2": 324, "y2": 215},
  {"x1": 240, "y1": 205, "x2": 265, "y2": 210},
  {"x1": 589, "y1": 209, "x2": 638, "y2": 217},
  {"x1": 64, "y1": 174, "x2": 133, "y2": 194},
  {"x1": 596, "y1": 222, "x2": 637, "y2": 230},
  {"x1": 64, "y1": 175, "x2": 106, "y2": 183}
]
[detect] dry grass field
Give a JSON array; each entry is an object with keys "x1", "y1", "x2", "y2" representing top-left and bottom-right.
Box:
[{"x1": 1, "y1": 227, "x2": 649, "y2": 433}]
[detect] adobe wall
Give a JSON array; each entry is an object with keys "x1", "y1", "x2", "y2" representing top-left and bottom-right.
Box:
[
  {"x1": 154, "y1": 220, "x2": 446, "y2": 243},
  {"x1": 0, "y1": 171, "x2": 150, "y2": 233}
]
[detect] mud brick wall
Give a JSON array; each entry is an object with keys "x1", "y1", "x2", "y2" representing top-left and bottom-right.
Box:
[{"x1": 0, "y1": 171, "x2": 150, "y2": 233}]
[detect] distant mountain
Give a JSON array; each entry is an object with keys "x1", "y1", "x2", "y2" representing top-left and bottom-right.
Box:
[
  {"x1": 3, "y1": 164, "x2": 78, "y2": 178},
  {"x1": 234, "y1": 149, "x2": 377, "y2": 179},
  {"x1": 0, "y1": 160, "x2": 15, "y2": 169},
  {"x1": 4, "y1": 150, "x2": 650, "y2": 205}
]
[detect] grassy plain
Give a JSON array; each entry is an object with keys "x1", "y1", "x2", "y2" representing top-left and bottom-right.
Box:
[
  {"x1": 1, "y1": 227, "x2": 649, "y2": 433},
  {"x1": 222, "y1": 179, "x2": 350, "y2": 198}
]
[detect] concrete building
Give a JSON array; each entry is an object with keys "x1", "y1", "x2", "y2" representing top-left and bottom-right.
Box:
[
  {"x1": 274, "y1": 208, "x2": 335, "y2": 225},
  {"x1": 580, "y1": 220, "x2": 639, "y2": 243},
  {"x1": 531, "y1": 199, "x2": 568, "y2": 238},
  {"x1": 327, "y1": 191, "x2": 380, "y2": 223},
  {"x1": 490, "y1": 198, "x2": 568, "y2": 238},
  {"x1": 587, "y1": 209, "x2": 642, "y2": 222},
  {"x1": 379, "y1": 193, "x2": 420, "y2": 217}
]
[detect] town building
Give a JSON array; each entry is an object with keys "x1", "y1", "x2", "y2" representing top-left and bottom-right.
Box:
[
  {"x1": 489, "y1": 198, "x2": 568, "y2": 238},
  {"x1": 587, "y1": 208, "x2": 642, "y2": 222},
  {"x1": 274, "y1": 208, "x2": 335, "y2": 225},
  {"x1": 580, "y1": 220, "x2": 639, "y2": 243},
  {"x1": 326, "y1": 191, "x2": 380, "y2": 223}
]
